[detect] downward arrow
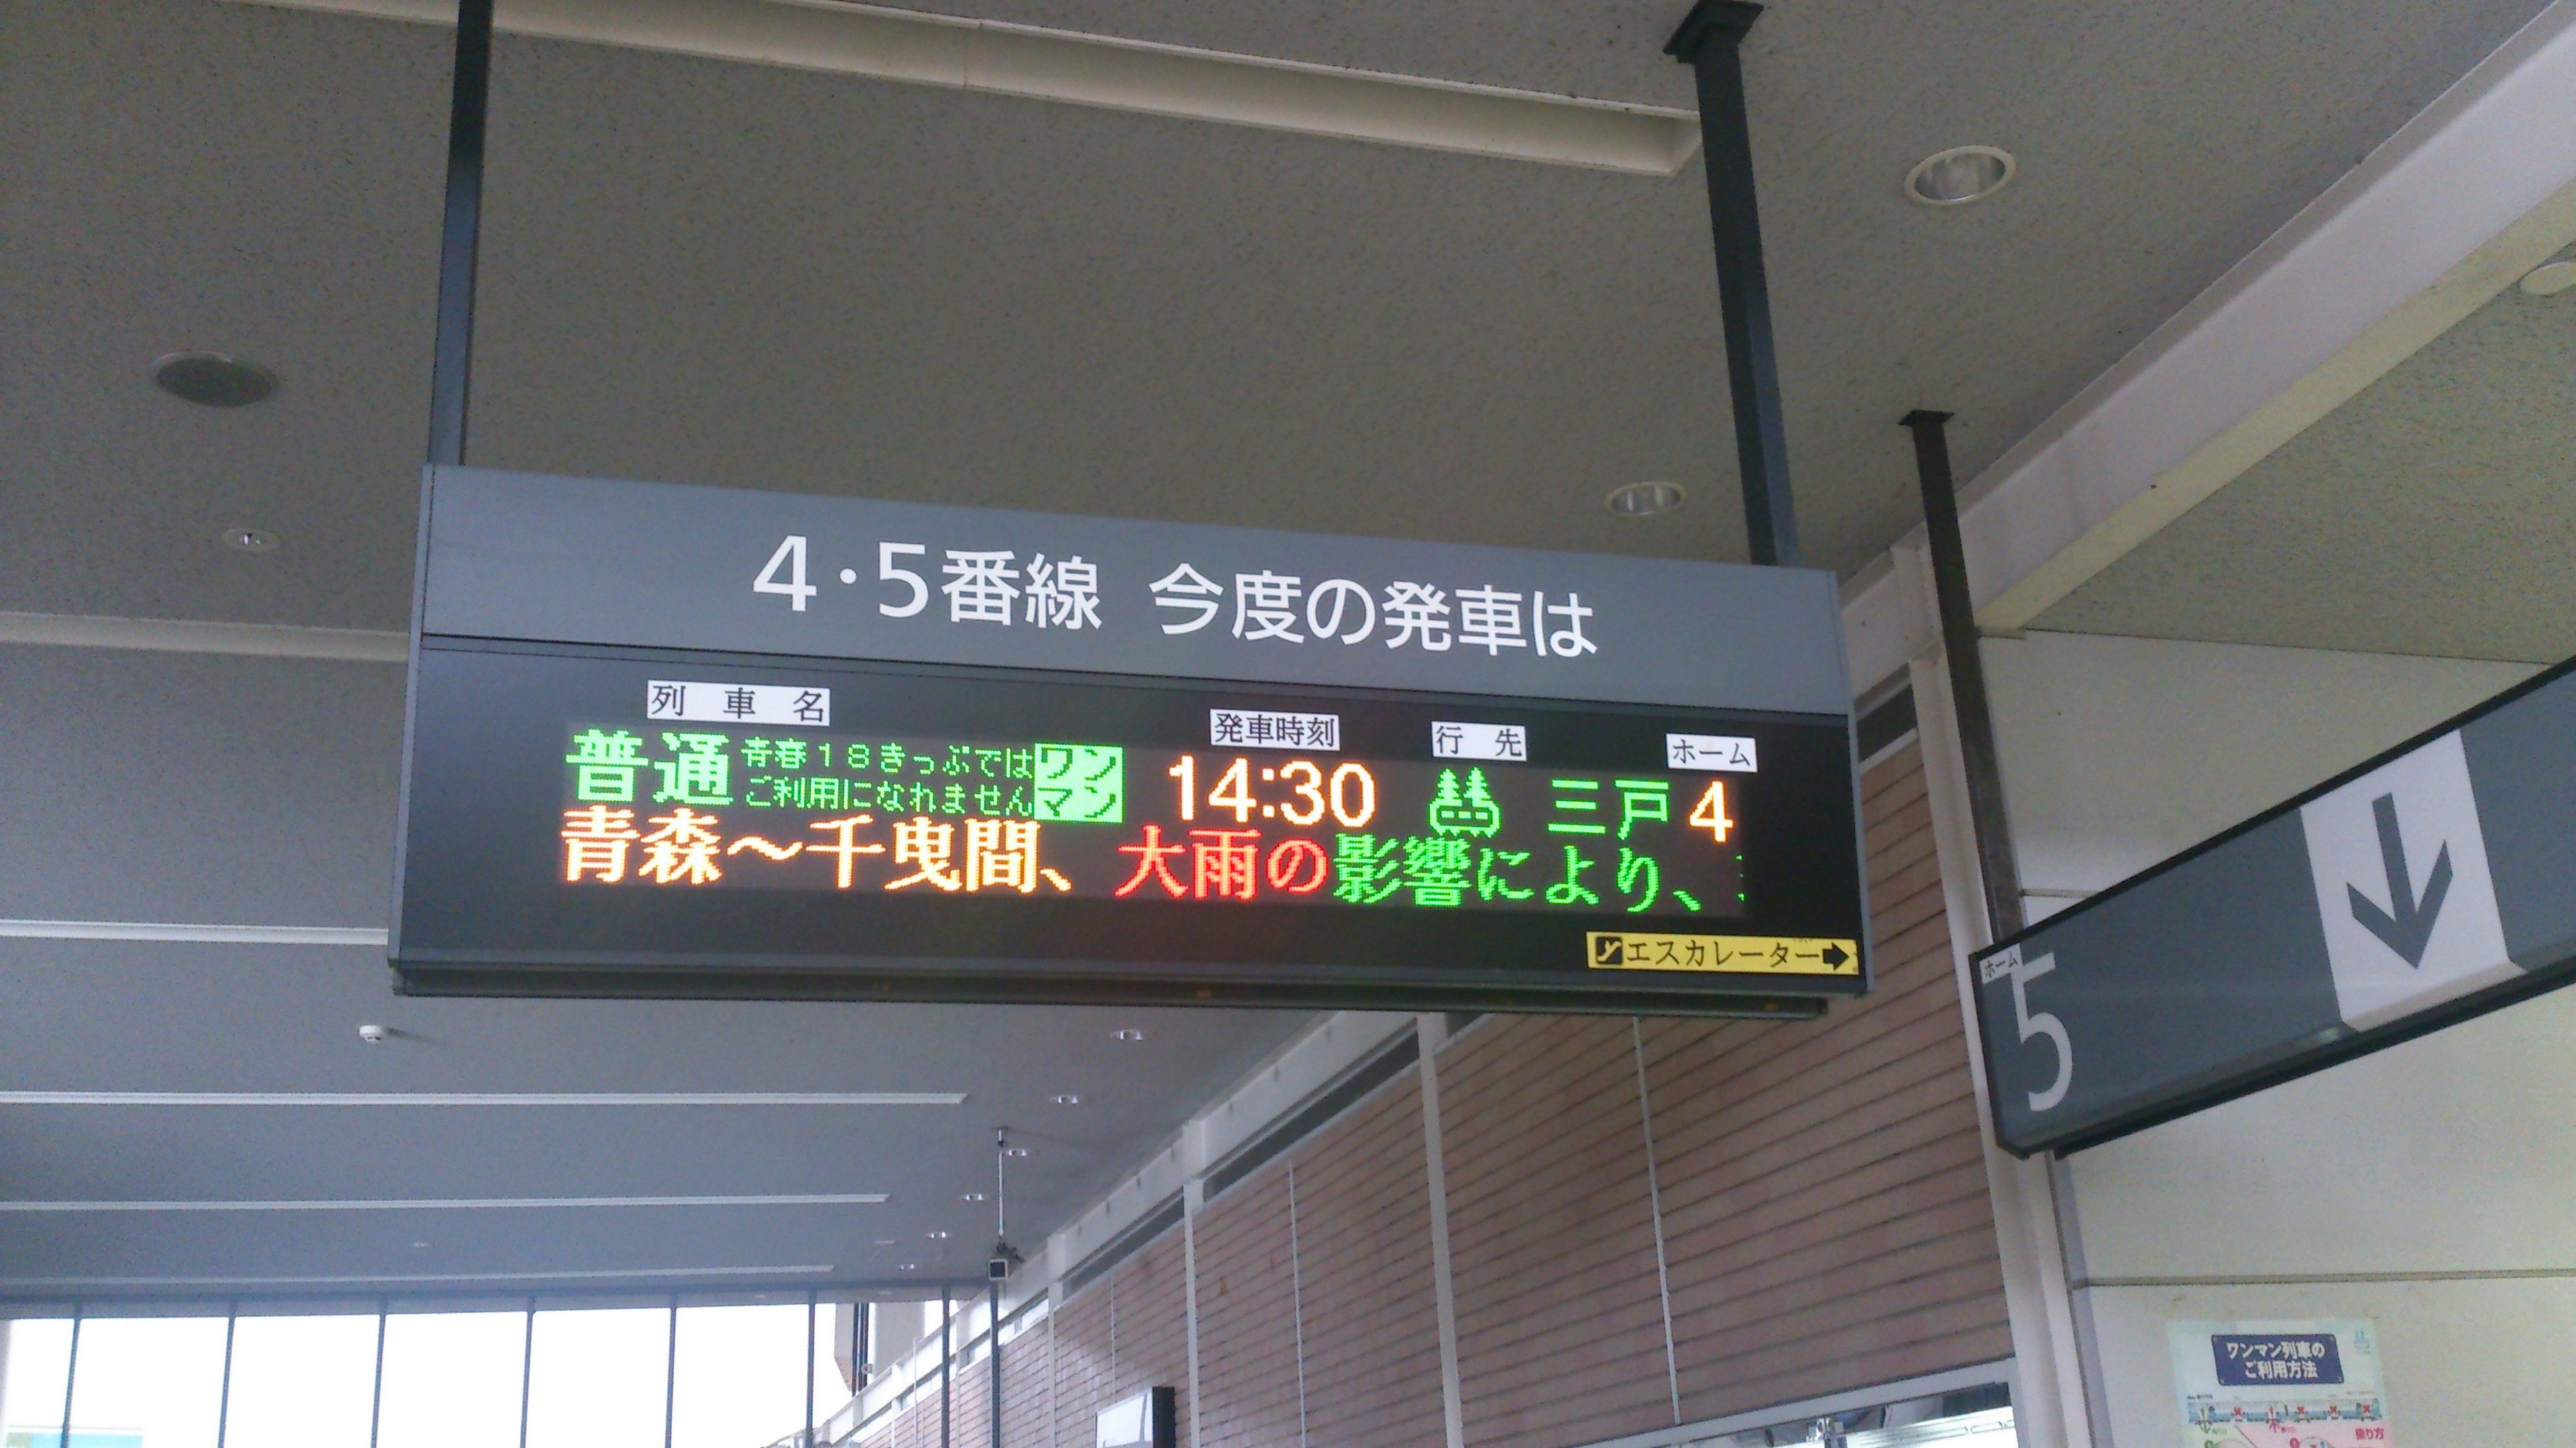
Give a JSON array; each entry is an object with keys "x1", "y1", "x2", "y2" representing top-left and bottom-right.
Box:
[{"x1": 2346, "y1": 793, "x2": 2452, "y2": 966}]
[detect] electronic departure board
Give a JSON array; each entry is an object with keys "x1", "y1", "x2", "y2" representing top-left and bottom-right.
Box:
[
  {"x1": 394, "y1": 641, "x2": 1862, "y2": 1009},
  {"x1": 389, "y1": 467, "x2": 1868, "y2": 1012}
]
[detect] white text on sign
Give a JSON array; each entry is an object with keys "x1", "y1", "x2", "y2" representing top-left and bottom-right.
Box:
[
  {"x1": 1666, "y1": 734, "x2": 1757, "y2": 771},
  {"x1": 1430, "y1": 722, "x2": 1529, "y2": 762},
  {"x1": 645, "y1": 681, "x2": 831, "y2": 728},
  {"x1": 1209, "y1": 710, "x2": 1340, "y2": 751}
]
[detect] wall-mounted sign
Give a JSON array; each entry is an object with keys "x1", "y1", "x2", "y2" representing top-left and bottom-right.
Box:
[
  {"x1": 1977, "y1": 659, "x2": 2576, "y2": 1154},
  {"x1": 2169, "y1": 1320, "x2": 2391, "y2": 1448},
  {"x1": 392, "y1": 467, "x2": 1866, "y2": 1011}
]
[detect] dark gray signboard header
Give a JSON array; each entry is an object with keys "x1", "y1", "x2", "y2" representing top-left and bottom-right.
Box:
[
  {"x1": 420, "y1": 467, "x2": 1851, "y2": 718},
  {"x1": 1975, "y1": 659, "x2": 2576, "y2": 1155}
]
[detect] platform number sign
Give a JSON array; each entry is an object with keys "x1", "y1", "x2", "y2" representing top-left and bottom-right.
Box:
[
  {"x1": 398, "y1": 464, "x2": 1871, "y2": 1011},
  {"x1": 754, "y1": 534, "x2": 816, "y2": 612},
  {"x1": 1982, "y1": 944, "x2": 2072, "y2": 1113},
  {"x1": 1973, "y1": 658, "x2": 2576, "y2": 1156}
]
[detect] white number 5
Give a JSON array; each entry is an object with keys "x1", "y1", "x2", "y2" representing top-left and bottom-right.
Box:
[
  {"x1": 2010, "y1": 951, "x2": 2074, "y2": 1112},
  {"x1": 754, "y1": 535, "x2": 816, "y2": 612},
  {"x1": 878, "y1": 542, "x2": 928, "y2": 618}
]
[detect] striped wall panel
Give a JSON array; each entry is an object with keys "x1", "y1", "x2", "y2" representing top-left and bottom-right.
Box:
[
  {"x1": 1051, "y1": 1278, "x2": 1114, "y2": 1448},
  {"x1": 999, "y1": 1314, "x2": 1057, "y2": 1448},
  {"x1": 1441, "y1": 1015, "x2": 1674, "y2": 1448},
  {"x1": 1104, "y1": 1229, "x2": 1192, "y2": 1440},
  {"x1": 1644, "y1": 741, "x2": 2011, "y2": 1421},
  {"x1": 1194, "y1": 1158, "x2": 1304, "y2": 1448},
  {"x1": 1288, "y1": 1069, "x2": 1447, "y2": 1448}
]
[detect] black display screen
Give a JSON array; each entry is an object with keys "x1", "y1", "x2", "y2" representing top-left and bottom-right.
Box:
[{"x1": 392, "y1": 639, "x2": 1866, "y2": 1012}]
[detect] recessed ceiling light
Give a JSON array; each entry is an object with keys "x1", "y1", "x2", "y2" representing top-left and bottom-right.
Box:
[
  {"x1": 928, "y1": 1229, "x2": 950, "y2": 1239},
  {"x1": 900, "y1": 1263, "x2": 919, "y2": 1271},
  {"x1": 1112, "y1": 1027, "x2": 1146, "y2": 1042},
  {"x1": 1605, "y1": 481, "x2": 1684, "y2": 518},
  {"x1": 409, "y1": 1240, "x2": 430, "y2": 1249},
  {"x1": 1906, "y1": 145, "x2": 2016, "y2": 206},
  {"x1": 1004, "y1": 1146, "x2": 1030, "y2": 1158},
  {"x1": 221, "y1": 526, "x2": 280, "y2": 554},
  {"x1": 961, "y1": 1191, "x2": 987, "y2": 1203},
  {"x1": 151, "y1": 352, "x2": 277, "y2": 408},
  {"x1": 1053, "y1": 1093, "x2": 1083, "y2": 1105},
  {"x1": 2520, "y1": 260, "x2": 2576, "y2": 296}
]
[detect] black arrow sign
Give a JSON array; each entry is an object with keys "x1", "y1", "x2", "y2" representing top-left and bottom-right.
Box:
[
  {"x1": 1821, "y1": 943, "x2": 1851, "y2": 968},
  {"x1": 2347, "y1": 792, "x2": 2452, "y2": 966}
]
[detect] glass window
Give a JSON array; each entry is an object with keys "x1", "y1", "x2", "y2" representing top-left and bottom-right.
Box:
[
  {"x1": 671, "y1": 1305, "x2": 806, "y2": 1448},
  {"x1": 523, "y1": 1308, "x2": 670, "y2": 1448},
  {"x1": 4, "y1": 1319, "x2": 75, "y2": 1447},
  {"x1": 376, "y1": 1311, "x2": 528, "y2": 1448},
  {"x1": 223, "y1": 1314, "x2": 378, "y2": 1448},
  {"x1": 64, "y1": 1316, "x2": 229, "y2": 1448}
]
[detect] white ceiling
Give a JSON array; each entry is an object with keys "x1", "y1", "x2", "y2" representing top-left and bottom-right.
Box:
[
  {"x1": 0, "y1": 0, "x2": 2563, "y2": 1300},
  {"x1": 3, "y1": 0, "x2": 2548, "y2": 628}
]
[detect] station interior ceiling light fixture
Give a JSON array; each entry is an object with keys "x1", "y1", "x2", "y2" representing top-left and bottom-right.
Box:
[
  {"x1": 1605, "y1": 480, "x2": 1685, "y2": 517},
  {"x1": 220, "y1": 526, "x2": 279, "y2": 553},
  {"x1": 151, "y1": 351, "x2": 276, "y2": 407},
  {"x1": 2520, "y1": 258, "x2": 2576, "y2": 296},
  {"x1": 1906, "y1": 145, "x2": 2017, "y2": 206}
]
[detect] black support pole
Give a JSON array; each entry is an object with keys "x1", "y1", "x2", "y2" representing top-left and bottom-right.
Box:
[
  {"x1": 517, "y1": 1297, "x2": 536, "y2": 1448},
  {"x1": 369, "y1": 1304, "x2": 388, "y2": 1448},
  {"x1": 1668, "y1": 0, "x2": 1799, "y2": 568},
  {"x1": 1902, "y1": 410, "x2": 2025, "y2": 940},
  {"x1": 59, "y1": 1306, "x2": 83, "y2": 1448},
  {"x1": 987, "y1": 1278, "x2": 1003, "y2": 1448},
  {"x1": 215, "y1": 1308, "x2": 237, "y2": 1448},
  {"x1": 664, "y1": 1296, "x2": 680, "y2": 1448},
  {"x1": 427, "y1": 0, "x2": 494, "y2": 467}
]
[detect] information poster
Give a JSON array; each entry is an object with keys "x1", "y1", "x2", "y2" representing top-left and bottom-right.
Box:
[{"x1": 2169, "y1": 1320, "x2": 2391, "y2": 1448}]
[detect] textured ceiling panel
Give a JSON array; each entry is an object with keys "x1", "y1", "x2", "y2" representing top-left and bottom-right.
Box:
[
  {"x1": 2035, "y1": 267, "x2": 2576, "y2": 662},
  {"x1": 0, "y1": 0, "x2": 2549, "y2": 630}
]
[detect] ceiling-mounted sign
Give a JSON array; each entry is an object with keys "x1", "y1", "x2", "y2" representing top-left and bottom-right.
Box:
[
  {"x1": 1976, "y1": 659, "x2": 2576, "y2": 1154},
  {"x1": 391, "y1": 467, "x2": 1866, "y2": 1012}
]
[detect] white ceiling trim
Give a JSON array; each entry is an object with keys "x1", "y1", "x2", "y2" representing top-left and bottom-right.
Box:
[
  {"x1": 0, "y1": 1091, "x2": 967, "y2": 1105},
  {"x1": 1841, "y1": 0, "x2": 2576, "y2": 685},
  {"x1": 0, "y1": 611, "x2": 407, "y2": 662},
  {"x1": 0, "y1": 1193, "x2": 888, "y2": 1211},
  {"x1": 0, "y1": 1264, "x2": 835, "y2": 1290},
  {"x1": 0, "y1": 918, "x2": 389, "y2": 944},
  {"x1": 234, "y1": 0, "x2": 1703, "y2": 176}
]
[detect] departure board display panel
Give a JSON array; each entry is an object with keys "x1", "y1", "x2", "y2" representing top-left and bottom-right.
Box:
[{"x1": 393, "y1": 641, "x2": 1865, "y2": 1011}]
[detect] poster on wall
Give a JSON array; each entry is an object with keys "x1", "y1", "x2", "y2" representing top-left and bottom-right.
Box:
[{"x1": 2169, "y1": 1320, "x2": 2391, "y2": 1448}]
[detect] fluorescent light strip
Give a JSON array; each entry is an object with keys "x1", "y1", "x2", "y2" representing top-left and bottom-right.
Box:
[
  {"x1": 0, "y1": 1193, "x2": 888, "y2": 1212},
  {"x1": 0, "y1": 920, "x2": 387, "y2": 946},
  {"x1": 0, "y1": 1091, "x2": 965, "y2": 1106},
  {"x1": 0, "y1": 1264, "x2": 837, "y2": 1289},
  {"x1": 231, "y1": 0, "x2": 1700, "y2": 175},
  {"x1": 0, "y1": 611, "x2": 407, "y2": 662}
]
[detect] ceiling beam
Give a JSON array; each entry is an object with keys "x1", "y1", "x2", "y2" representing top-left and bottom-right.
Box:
[
  {"x1": 0, "y1": 1091, "x2": 967, "y2": 1105},
  {"x1": 0, "y1": 611, "x2": 407, "y2": 661},
  {"x1": 0, "y1": 1192, "x2": 890, "y2": 1211},
  {"x1": 1962, "y1": 0, "x2": 2576, "y2": 631},
  {"x1": 232, "y1": 0, "x2": 1702, "y2": 176}
]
